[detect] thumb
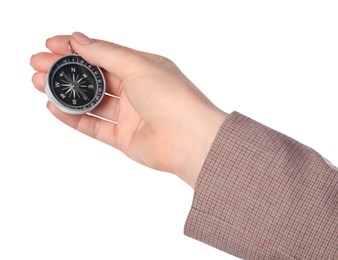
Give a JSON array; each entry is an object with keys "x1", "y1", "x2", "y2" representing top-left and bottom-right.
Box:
[{"x1": 70, "y1": 32, "x2": 147, "y2": 79}]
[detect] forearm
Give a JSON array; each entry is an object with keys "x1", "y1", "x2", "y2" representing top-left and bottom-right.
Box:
[{"x1": 185, "y1": 112, "x2": 338, "y2": 259}]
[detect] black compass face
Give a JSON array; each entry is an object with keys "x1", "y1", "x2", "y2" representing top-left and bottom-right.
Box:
[{"x1": 46, "y1": 55, "x2": 105, "y2": 114}]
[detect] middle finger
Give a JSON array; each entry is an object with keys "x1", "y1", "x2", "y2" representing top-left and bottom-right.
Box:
[{"x1": 30, "y1": 52, "x2": 62, "y2": 72}]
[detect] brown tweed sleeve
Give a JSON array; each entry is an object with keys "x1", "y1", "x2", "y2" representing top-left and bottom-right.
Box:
[{"x1": 184, "y1": 112, "x2": 338, "y2": 259}]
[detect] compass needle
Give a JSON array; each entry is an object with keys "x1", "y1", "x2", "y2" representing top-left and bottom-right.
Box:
[
  {"x1": 63, "y1": 74, "x2": 73, "y2": 84},
  {"x1": 76, "y1": 87, "x2": 89, "y2": 100}
]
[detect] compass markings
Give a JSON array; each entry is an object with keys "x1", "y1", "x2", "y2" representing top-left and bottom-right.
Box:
[{"x1": 56, "y1": 72, "x2": 90, "y2": 100}]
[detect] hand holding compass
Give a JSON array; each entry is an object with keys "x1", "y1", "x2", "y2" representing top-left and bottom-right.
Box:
[{"x1": 30, "y1": 32, "x2": 227, "y2": 188}]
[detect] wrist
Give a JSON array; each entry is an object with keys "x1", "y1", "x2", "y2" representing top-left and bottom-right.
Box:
[{"x1": 172, "y1": 107, "x2": 228, "y2": 188}]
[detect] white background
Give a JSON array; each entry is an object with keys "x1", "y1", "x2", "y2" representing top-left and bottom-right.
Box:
[{"x1": 0, "y1": 1, "x2": 337, "y2": 259}]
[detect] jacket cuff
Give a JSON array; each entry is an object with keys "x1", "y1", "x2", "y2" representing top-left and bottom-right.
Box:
[{"x1": 184, "y1": 111, "x2": 335, "y2": 259}]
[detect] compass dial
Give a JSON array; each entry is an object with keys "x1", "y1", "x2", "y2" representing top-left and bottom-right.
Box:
[{"x1": 46, "y1": 54, "x2": 106, "y2": 114}]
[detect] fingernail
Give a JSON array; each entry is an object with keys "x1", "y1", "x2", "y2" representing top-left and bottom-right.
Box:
[{"x1": 72, "y1": 32, "x2": 93, "y2": 45}]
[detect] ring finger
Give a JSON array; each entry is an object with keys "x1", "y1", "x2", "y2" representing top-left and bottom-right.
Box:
[{"x1": 31, "y1": 72, "x2": 46, "y2": 93}]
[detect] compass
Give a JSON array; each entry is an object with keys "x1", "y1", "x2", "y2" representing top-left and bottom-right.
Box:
[{"x1": 46, "y1": 54, "x2": 106, "y2": 114}]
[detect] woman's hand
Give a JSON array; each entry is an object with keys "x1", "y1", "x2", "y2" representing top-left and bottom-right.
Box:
[{"x1": 30, "y1": 32, "x2": 227, "y2": 188}]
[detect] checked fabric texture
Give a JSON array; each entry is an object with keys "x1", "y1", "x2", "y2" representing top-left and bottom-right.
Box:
[{"x1": 185, "y1": 112, "x2": 337, "y2": 259}]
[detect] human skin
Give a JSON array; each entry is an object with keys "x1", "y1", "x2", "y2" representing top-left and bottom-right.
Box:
[{"x1": 30, "y1": 32, "x2": 228, "y2": 188}]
